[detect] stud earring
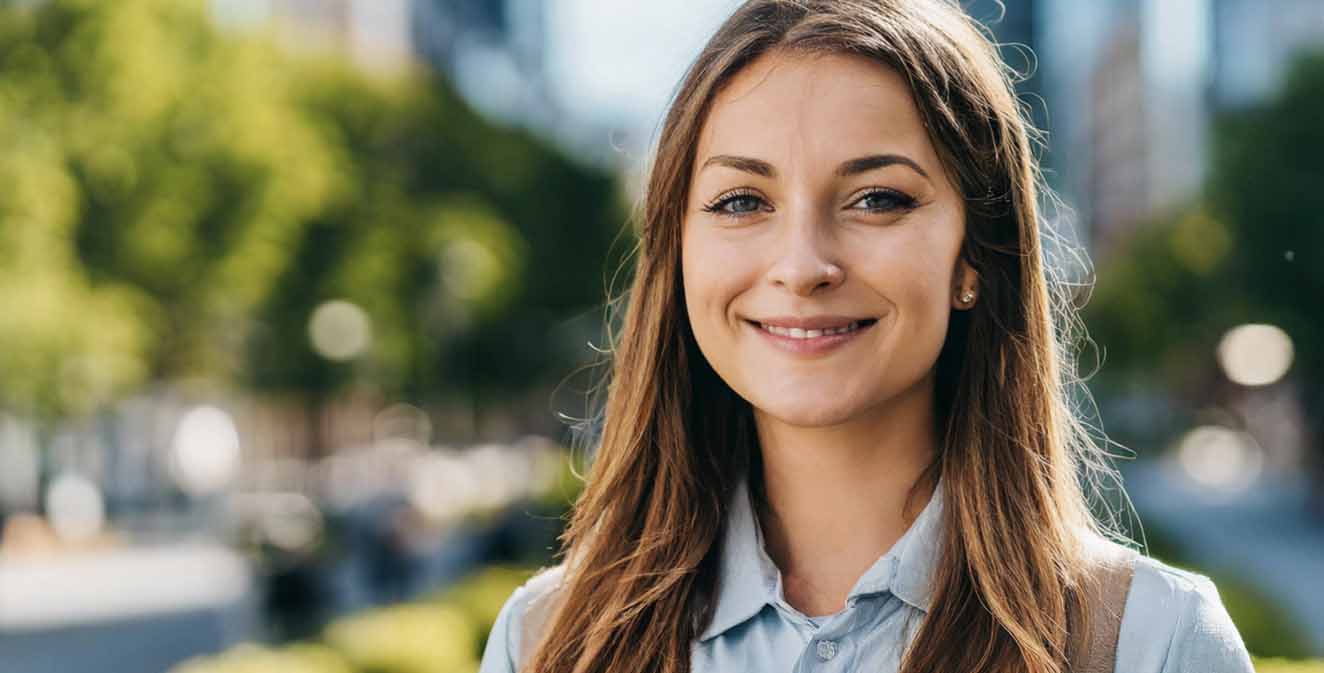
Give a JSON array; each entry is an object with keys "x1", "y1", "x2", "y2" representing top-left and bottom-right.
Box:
[{"x1": 959, "y1": 289, "x2": 976, "y2": 304}]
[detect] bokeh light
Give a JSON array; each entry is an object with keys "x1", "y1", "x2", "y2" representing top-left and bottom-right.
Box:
[
  {"x1": 44, "y1": 473, "x2": 105, "y2": 543},
  {"x1": 407, "y1": 452, "x2": 477, "y2": 525},
  {"x1": 1176, "y1": 425, "x2": 1265, "y2": 492},
  {"x1": 258, "y1": 492, "x2": 324, "y2": 553},
  {"x1": 1217, "y1": 323, "x2": 1294, "y2": 386},
  {"x1": 170, "y1": 405, "x2": 242, "y2": 497},
  {"x1": 308, "y1": 300, "x2": 373, "y2": 361},
  {"x1": 440, "y1": 238, "x2": 500, "y2": 301}
]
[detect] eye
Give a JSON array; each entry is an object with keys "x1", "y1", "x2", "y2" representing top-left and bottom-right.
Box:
[
  {"x1": 849, "y1": 188, "x2": 919, "y2": 213},
  {"x1": 701, "y1": 189, "x2": 770, "y2": 217}
]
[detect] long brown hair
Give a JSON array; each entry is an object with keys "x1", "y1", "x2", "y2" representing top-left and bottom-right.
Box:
[{"x1": 529, "y1": 1, "x2": 1117, "y2": 672}]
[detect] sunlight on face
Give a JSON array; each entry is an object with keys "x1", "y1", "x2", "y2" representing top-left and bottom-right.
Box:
[{"x1": 681, "y1": 49, "x2": 973, "y2": 428}]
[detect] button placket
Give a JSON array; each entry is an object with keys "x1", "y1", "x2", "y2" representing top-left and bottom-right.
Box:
[{"x1": 815, "y1": 639, "x2": 839, "y2": 661}]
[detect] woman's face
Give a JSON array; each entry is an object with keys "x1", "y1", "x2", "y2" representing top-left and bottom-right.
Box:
[{"x1": 681, "y1": 49, "x2": 976, "y2": 428}]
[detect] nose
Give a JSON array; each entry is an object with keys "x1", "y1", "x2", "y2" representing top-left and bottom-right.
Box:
[{"x1": 766, "y1": 208, "x2": 844, "y2": 296}]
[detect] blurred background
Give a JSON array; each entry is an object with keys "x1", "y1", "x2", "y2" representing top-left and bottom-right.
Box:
[{"x1": 0, "y1": 1, "x2": 1319, "y2": 672}]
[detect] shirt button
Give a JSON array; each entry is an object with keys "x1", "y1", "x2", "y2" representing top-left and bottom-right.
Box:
[{"x1": 816, "y1": 639, "x2": 839, "y2": 661}]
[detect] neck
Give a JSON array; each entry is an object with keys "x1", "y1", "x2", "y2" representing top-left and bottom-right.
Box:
[{"x1": 751, "y1": 374, "x2": 938, "y2": 617}]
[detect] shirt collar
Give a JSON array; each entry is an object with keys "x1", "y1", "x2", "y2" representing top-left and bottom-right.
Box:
[{"x1": 699, "y1": 474, "x2": 945, "y2": 642}]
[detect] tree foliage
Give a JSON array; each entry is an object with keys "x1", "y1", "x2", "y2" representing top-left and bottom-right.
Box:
[
  {"x1": 0, "y1": 0, "x2": 625, "y2": 423},
  {"x1": 1085, "y1": 50, "x2": 1324, "y2": 482}
]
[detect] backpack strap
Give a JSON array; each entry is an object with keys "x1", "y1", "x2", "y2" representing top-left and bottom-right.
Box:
[
  {"x1": 1069, "y1": 539, "x2": 1140, "y2": 673},
  {"x1": 517, "y1": 565, "x2": 568, "y2": 672}
]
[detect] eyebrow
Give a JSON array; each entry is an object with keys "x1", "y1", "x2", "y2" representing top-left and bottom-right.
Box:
[{"x1": 699, "y1": 153, "x2": 930, "y2": 180}]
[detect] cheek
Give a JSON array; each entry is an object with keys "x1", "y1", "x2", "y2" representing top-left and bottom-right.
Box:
[
  {"x1": 859, "y1": 228, "x2": 957, "y2": 295},
  {"x1": 850, "y1": 225, "x2": 961, "y2": 343},
  {"x1": 681, "y1": 227, "x2": 753, "y2": 330},
  {"x1": 680, "y1": 229, "x2": 707, "y2": 325}
]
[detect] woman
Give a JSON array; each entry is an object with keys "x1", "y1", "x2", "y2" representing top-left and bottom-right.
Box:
[{"x1": 480, "y1": 0, "x2": 1254, "y2": 671}]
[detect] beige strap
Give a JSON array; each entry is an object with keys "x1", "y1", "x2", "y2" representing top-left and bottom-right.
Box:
[
  {"x1": 1069, "y1": 540, "x2": 1139, "y2": 673},
  {"x1": 517, "y1": 565, "x2": 567, "y2": 672}
]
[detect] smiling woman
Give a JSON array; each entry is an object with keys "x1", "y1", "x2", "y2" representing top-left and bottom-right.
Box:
[
  {"x1": 683, "y1": 52, "x2": 970, "y2": 432},
  {"x1": 479, "y1": 1, "x2": 1255, "y2": 673}
]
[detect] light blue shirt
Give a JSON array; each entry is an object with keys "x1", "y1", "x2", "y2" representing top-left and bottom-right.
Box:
[{"x1": 479, "y1": 477, "x2": 1255, "y2": 672}]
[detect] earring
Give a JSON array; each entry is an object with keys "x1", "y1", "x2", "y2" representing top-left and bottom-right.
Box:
[{"x1": 959, "y1": 289, "x2": 976, "y2": 304}]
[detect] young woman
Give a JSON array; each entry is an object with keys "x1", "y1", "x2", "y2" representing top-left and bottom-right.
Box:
[{"x1": 480, "y1": 1, "x2": 1254, "y2": 671}]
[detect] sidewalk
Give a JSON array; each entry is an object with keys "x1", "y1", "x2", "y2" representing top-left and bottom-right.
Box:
[{"x1": 0, "y1": 543, "x2": 257, "y2": 673}]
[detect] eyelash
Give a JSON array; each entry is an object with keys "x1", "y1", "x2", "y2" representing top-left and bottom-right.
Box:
[{"x1": 700, "y1": 188, "x2": 919, "y2": 218}]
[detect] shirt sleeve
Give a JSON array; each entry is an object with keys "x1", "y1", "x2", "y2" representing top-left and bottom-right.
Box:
[
  {"x1": 1160, "y1": 574, "x2": 1255, "y2": 673},
  {"x1": 1116, "y1": 557, "x2": 1258, "y2": 673},
  {"x1": 478, "y1": 585, "x2": 529, "y2": 673}
]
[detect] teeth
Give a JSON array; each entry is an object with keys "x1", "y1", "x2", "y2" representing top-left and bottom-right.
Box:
[{"x1": 760, "y1": 321, "x2": 862, "y2": 338}]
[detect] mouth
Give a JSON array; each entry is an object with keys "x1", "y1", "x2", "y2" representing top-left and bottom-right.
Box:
[{"x1": 746, "y1": 318, "x2": 878, "y2": 339}]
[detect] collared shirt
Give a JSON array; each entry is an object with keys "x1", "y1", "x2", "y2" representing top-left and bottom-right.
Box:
[{"x1": 479, "y1": 477, "x2": 1255, "y2": 673}]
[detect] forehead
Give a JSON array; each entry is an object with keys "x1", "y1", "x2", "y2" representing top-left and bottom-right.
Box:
[{"x1": 694, "y1": 49, "x2": 939, "y2": 172}]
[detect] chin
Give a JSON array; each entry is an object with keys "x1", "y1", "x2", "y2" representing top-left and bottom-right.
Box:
[{"x1": 755, "y1": 399, "x2": 864, "y2": 428}]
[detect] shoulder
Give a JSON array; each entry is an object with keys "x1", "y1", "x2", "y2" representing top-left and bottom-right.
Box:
[
  {"x1": 1115, "y1": 553, "x2": 1255, "y2": 673},
  {"x1": 477, "y1": 564, "x2": 568, "y2": 673}
]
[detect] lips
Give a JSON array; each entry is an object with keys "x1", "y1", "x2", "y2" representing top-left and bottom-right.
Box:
[
  {"x1": 754, "y1": 319, "x2": 876, "y2": 339},
  {"x1": 746, "y1": 316, "x2": 878, "y2": 355},
  {"x1": 750, "y1": 315, "x2": 879, "y2": 330}
]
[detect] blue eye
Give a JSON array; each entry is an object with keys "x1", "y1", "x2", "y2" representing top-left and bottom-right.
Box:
[
  {"x1": 702, "y1": 189, "x2": 768, "y2": 217},
  {"x1": 701, "y1": 188, "x2": 917, "y2": 218},
  {"x1": 852, "y1": 189, "x2": 918, "y2": 212}
]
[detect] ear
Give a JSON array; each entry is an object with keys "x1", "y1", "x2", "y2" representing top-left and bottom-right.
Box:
[{"x1": 951, "y1": 256, "x2": 979, "y2": 311}]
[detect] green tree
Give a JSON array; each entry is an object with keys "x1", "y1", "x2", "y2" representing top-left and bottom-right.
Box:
[
  {"x1": 1206, "y1": 52, "x2": 1324, "y2": 459},
  {"x1": 246, "y1": 60, "x2": 625, "y2": 446},
  {"x1": 1085, "y1": 50, "x2": 1324, "y2": 511},
  {"x1": 0, "y1": 0, "x2": 626, "y2": 451},
  {"x1": 0, "y1": 0, "x2": 343, "y2": 419}
]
